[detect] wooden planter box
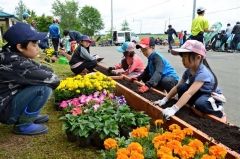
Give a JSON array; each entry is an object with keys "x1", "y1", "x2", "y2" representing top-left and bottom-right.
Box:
[
  {"x1": 113, "y1": 76, "x2": 240, "y2": 159},
  {"x1": 95, "y1": 63, "x2": 240, "y2": 158}
]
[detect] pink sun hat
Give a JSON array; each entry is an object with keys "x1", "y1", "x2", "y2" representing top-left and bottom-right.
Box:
[{"x1": 171, "y1": 40, "x2": 206, "y2": 58}]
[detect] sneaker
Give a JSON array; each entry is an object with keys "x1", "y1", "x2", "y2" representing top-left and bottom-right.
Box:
[
  {"x1": 13, "y1": 123, "x2": 48, "y2": 135},
  {"x1": 34, "y1": 115, "x2": 49, "y2": 124}
]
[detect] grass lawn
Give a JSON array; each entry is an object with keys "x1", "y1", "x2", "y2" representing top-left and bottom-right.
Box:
[{"x1": 0, "y1": 54, "x2": 101, "y2": 159}]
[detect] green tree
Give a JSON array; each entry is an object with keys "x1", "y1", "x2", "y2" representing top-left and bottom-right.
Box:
[
  {"x1": 52, "y1": 0, "x2": 80, "y2": 31},
  {"x1": 35, "y1": 14, "x2": 53, "y2": 32},
  {"x1": 15, "y1": 0, "x2": 28, "y2": 21},
  {"x1": 121, "y1": 20, "x2": 130, "y2": 31},
  {"x1": 78, "y1": 6, "x2": 104, "y2": 36}
]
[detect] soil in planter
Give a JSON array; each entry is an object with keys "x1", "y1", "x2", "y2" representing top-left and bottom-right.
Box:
[
  {"x1": 95, "y1": 65, "x2": 115, "y2": 76},
  {"x1": 116, "y1": 79, "x2": 240, "y2": 153}
]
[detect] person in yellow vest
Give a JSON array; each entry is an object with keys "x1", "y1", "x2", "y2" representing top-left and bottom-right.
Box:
[{"x1": 190, "y1": 7, "x2": 212, "y2": 43}]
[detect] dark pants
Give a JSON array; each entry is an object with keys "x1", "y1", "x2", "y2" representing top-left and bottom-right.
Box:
[
  {"x1": 168, "y1": 38, "x2": 174, "y2": 50},
  {"x1": 142, "y1": 75, "x2": 178, "y2": 92},
  {"x1": 71, "y1": 60, "x2": 97, "y2": 75},
  {"x1": 1, "y1": 86, "x2": 52, "y2": 124},
  {"x1": 177, "y1": 83, "x2": 223, "y2": 118},
  {"x1": 231, "y1": 34, "x2": 240, "y2": 50},
  {"x1": 189, "y1": 32, "x2": 204, "y2": 43},
  {"x1": 51, "y1": 38, "x2": 60, "y2": 56}
]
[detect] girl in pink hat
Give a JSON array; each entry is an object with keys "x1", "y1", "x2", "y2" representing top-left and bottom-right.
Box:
[{"x1": 154, "y1": 40, "x2": 226, "y2": 121}]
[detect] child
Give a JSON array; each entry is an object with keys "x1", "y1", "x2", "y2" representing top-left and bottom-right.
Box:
[
  {"x1": 154, "y1": 40, "x2": 226, "y2": 120},
  {"x1": 132, "y1": 37, "x2": 179, "y2": 93},
  {"x1": 60, "y1": 35, "x2": 102, "y2": 75},
  {"x1": 108, "y1": 42, "x2": 145, "y2": 77},
  {"x1": 0, "y1": 22, "x2": 60, "y2": 135}
]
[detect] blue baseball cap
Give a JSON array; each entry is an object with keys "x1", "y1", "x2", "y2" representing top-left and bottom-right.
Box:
[
  {"x1": 79, "y1": 35, "x2": 92, "y2": 43},
  {"x1": 3, "y1": 22, "x2": 47, "y2": 45},
  {"x1": 117, "y1": 42, "x2": 135, "y2": 53}
]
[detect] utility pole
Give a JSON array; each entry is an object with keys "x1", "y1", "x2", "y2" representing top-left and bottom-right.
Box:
[
  {"x1": 192, "y1": 0, "x2": 197, "y2": 20},
  {"x1": 111, "y1": 0, "x2": 113, "y2": 37}
]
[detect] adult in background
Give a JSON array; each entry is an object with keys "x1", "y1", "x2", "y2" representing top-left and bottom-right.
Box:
[
  {"x1": 22, "y1": 12, "x2": 30, "y2": 23},
  {"x1": 190, "y1": 7, "x2": 211, "y2": 43},
  {"x1": 231, "y1": 22, "x2": 240, "y2": 51},
  {"x1": 165, "y1": 25, "x2": 178, "y2": 52},
  {"x1": 63, "y1": 30, "x2": 82, "y2": 53},
  {"x1": 49, "y1": 19, "x2": 60, "y2": 57},
  {"x1": 183, "y1": 31, "x2": 188, "y2": 44}
]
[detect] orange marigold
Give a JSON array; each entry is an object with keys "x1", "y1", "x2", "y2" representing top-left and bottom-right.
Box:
[
  {"x1": 104, "y1": 138, "x2": 118, "y2": 150},
  {"x1": 116, "y1": 154, "x2": 129, "y2": 159},
  {"x1": 166, "y1": 140, "x2": 182, "y2": 152},
  {"x1": 127, "y1": 142, "x2": 143, "y2": 154},
  {"x1": 178, "y1": 145, "x2": 196, "y2": 159},
  {"x1": 129, "y1": 151, "x2": 144, "y2": 159},
  {"x1": 183, "y1": 128, "x2": 193, "y2": 136},
  {"x1": 172, "y1": 129, "x2": 185, "y2": 141},
  {"x1": 209, "y1": 145, "x2": 227, "y2": 159},
  {"x1": 188, "y1": 139, "x2": 204, "y2": 153},
  {"x1": 155, "y1": 119, "x2": 164, "y2": 126},
  {"x1": 117, "y1": 148, "x2": 130, "y2": 157},
  {"x1": 169, "y1": 124, "x2": 181, "y2": 131},
  {"x1": 130, "y1": 127, "x2": 149, "y2": 138},
  {"x1": 201, "y1": 154, "x2": 217, "y2": 159},
  {"x1": 161, "y1": 154, "x2": 180, "y2": 159},
  {"x1": 157, "y1": 146, "x2": 172, "y2": 158}
]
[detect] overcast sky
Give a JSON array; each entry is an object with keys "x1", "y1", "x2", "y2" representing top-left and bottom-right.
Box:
[{"x1": 1, "y1": 0, "x2": 240, "y2": 34}]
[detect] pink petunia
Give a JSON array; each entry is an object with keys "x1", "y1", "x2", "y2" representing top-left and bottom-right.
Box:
[
  {"x1": 60, "y1": 101, "x2": 68, "y2": 108},
  {"x1": 71, "y1": 107, "x2": 82, "y2": 116},
  {"x1": 93, "y1": 104, "x2": 100, "y2": 111}
]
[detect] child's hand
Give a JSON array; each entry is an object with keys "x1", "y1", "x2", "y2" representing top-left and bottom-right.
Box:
[
  {"x1": 162, "y1": 104, "x2": 179, "y2": 120},
  {"x1": 138, "y1": 85, "x2": 149, "y2": 93},
  {"x1": 153, "y1": 97, "x2": 168, "y2": 106}
]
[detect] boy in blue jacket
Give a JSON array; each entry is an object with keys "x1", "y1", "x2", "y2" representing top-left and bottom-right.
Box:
[
  {"x1": 133, "y1": 37, "x2": 179, "y2": 93},
  {"x1": 0, "y1": 22, "x2": 60, "y2": 135}
]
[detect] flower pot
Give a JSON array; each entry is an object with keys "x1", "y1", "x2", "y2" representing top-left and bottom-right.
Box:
[
  {"x1": 77, "y1": 136, "x2": 92, "y2": 147},
  {"x1": 90, "y1": 132, "x2": 104, "y2": 149},
  {"x1": 66, "y1": 130, "x2": 78, "y2": 142}
]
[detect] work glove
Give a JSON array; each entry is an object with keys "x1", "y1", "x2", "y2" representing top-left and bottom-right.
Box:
[
  {"x1": 138, "y1": 85, "x2": 149, "y2": 93},
  {"x1": 153, "y1": 97, "x2": 168, "y2": 106},
  {"x1": 108, "y1": 67, "x2": 115, "y2": 73},
  {"x1": 162, "y1": 104, "x2": 179, "y2": 120}
]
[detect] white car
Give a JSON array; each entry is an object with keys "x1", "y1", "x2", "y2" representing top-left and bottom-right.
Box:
[{"x1": 112, "y1": 31, "x2": 139, "y2": 46}]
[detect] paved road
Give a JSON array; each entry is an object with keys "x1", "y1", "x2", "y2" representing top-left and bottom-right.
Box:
[{"x1": 91, "y1": 45, "x2": 240, "y2": 126}]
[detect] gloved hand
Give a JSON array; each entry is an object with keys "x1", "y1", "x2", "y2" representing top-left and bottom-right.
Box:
[
  {"x1": 93, "y1": 54, "x2": 100, "y2": 59},
  {"x1": 153, "y1": 97, "x2": 168, "y2": 106},
  {"x1": 138, "y1": 85, "x2": 149, "y2": 93},
  {"x1": 108, "y1": 67, "x2": 115, "y2": 73},
  {"x1": 162, "y1": 104, "x2": 179, "y2": 120}
]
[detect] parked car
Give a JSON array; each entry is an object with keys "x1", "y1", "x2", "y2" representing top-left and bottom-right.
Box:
[{"x1": 112, "y1": 31, "x2": 139, "y2": 46}]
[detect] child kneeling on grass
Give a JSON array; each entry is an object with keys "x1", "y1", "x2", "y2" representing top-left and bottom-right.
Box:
[
  {"x1": 0, "y1": 22, "x2": 60, "y2": 135},
  {"x1": 154, "y1": 40, "x2": 226, "y2": 121}
]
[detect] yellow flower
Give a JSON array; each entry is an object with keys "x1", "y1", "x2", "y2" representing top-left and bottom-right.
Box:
[
  {"x1": 155, "y1": 119, "x2": 164, "y2": 126},
  {"x1": 157, "y1": 146, "x2": 172, "y2": 158},
  {"x1": 183, "y1": 128, "x2": 193, "y2": 136},
  {"x1": 104, "y1": 138, "x2": 118, "y2": 150},
  {"x1": 208, "y1": 145, "x2": 227, "y2": 159}
]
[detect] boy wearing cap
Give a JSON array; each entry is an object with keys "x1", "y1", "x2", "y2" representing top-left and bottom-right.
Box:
[
  {"x1": 108, "y1": 42, "x2": 145, "y2": 77},
  {"x1": 154, "y1": 40, "x2": 226, "y2": 121},
  {"x1": 0, "y1": 22, "x2": 60, "y2": 135},
  {"x1": 190, "y1": 7, "x2": 211, "y2": 43},
  {"x1": 133, "y1": 37, "x2": 179, "y2": 93},
  {"x1": 63, "y1": 35, "x2": 101, "y2": 74}
]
